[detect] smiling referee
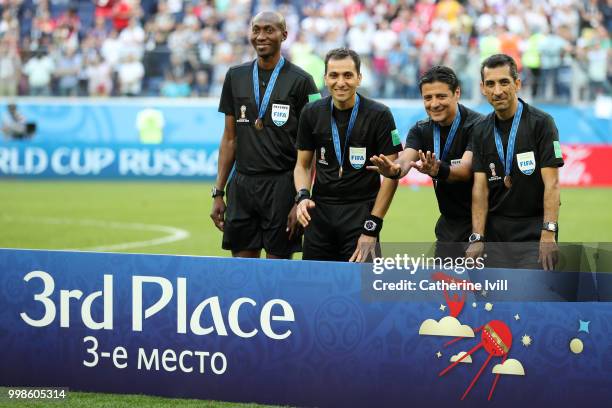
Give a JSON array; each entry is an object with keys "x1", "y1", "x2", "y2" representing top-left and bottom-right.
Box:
[
  {"x1": 369, "y1": 66, "x2": 483, "y2": 256},
  {"x1": 211, "y1": 12, "x2": 319, "y2": 259},
  {"x1": 467, "y1": 54, "x2": 564, "y2": 270},
  {"x1": 294, "y1": 48, "x2": 402, "y2": 262}
]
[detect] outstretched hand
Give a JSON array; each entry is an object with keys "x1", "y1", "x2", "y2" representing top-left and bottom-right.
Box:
[
  {"x1": 411, "y1": 150, "x2": 440, "y2": 177},
  {"x1": 367, "y1": 154, "x2": 403, "y2": 178}
]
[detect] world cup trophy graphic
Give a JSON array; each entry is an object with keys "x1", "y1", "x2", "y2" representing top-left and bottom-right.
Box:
[{"x1": 489, "y1": 162, "x2": 497, "y2": 177}]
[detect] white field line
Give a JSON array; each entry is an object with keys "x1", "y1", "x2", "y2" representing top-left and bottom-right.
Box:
[{"x1": 1, "y1": 215, "x2": 190, "y2": 251}]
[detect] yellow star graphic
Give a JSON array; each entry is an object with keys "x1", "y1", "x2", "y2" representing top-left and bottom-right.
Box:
[{"x1": 521, "y1": 334, "x2": 532, "y2": 347}]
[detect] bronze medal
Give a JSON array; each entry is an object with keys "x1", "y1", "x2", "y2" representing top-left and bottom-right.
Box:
[
  {"x1": 254, "y1": 118, "x2": 264, "y2": 130},
  {"x1": 504, "y1": 175, "x2": 512, "y2": 189},
  {"x1": 338, "y1": 167, "x2": 343, "y2": 178}
]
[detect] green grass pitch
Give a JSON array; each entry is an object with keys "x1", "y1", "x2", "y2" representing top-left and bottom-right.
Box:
[
  {"x1": 1, "y1": 181, "x2": 612, "y2": 255},
  {"x1": 1, "y1": 180, "x2": 611, "y2": 407}
]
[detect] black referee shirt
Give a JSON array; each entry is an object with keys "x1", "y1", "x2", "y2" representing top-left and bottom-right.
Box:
[
  {"x1": 472, "y1": 99, "x2": 564, "y2": 217},
  {"x1": 297, "y1": 94, "x2": 403, "y2": 204},
  {"x1": 405, "y1": 104, "x2": 483, "y2": 219},
  {"x1": 219, "y1": 59, "x2": 318, "y2": 175}
]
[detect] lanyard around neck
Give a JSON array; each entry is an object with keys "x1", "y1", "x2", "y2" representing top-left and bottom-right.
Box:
[
  {"x1": 330, "y1": 94, "x2": 360, "y2": 176},
  {"x1": 433, "y1": 106, "x2": 462, "y2": 162},
  {"x1": 252, "y1": 56, "x2": 285, "y2": 120}
]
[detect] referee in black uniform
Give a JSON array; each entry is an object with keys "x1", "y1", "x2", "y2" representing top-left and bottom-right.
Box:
[
  {"x1": 368, "y1": 66, "x2": 483, "y2": 253},
  {"x1": 294, "y1": 48, "x2": 402, "y2": 262},
  {"x1": 467, "y1": 54, "x2": 564, "y2": 270},
  {"x1": 211, "y1": 12, "x2": 319, "y2": 258}
]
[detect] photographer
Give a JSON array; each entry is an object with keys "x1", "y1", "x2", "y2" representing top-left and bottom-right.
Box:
[{"x1": 2, "y1": 104, "x2": 36, "y2": 140}]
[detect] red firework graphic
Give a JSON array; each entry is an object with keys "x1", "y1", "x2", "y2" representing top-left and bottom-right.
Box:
[
  {"x1": 431, "y1": 272, "x2": 471, "y2": 318},
  {"x1": 439, "y1": 320, "x2": 513, "y2": 400}
]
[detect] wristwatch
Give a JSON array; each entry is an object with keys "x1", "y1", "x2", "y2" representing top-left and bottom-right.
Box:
[
  {"x1": 362, "y1": 214, "x2": 383, "y2": 236},
  {"x1": 364, "y1": 219, "x2": 377, "y2": 232},
  {"x1": 542, "y1": 221, "x2": 558, "y2": 232},
  {"x1": 211, "y1": 186, "x2": 224, "y2": 198},
  {"x1": 468, "y1": 233, "x2": 484, "y2": 243},
  {"x1": 295, "y1": 188, "x2": 310, "y2": 204}
]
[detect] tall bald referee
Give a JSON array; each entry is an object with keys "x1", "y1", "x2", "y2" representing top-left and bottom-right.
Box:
[{"x1": 211, "y1": 12, "x2": 319, "y2": 258}]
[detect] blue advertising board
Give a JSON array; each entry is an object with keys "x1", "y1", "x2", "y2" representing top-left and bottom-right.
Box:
[
  {"x1": 3, "y1": 99, "x2": 611, "y2": 145},
  {"x1": 8, "y1": 99, "x2": 224, "y2": 145},
  {"x1": 0, "y1": 143, "x2": 218, "y2": 178},
  {"x1": 0, "y1": 99, "x2": 609, "y2": 180},
  {"x1": 0, "y1": 249, "x2": 610, "y2": 407}
]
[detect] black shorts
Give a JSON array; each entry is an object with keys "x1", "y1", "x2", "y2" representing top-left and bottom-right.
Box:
[
  {"x1": 303, "y1": 200, "x2": 375, "y2": 262},
  {"x1": 434, "y1": 215, "x2": 472, "y2": 258},
  {"x1": 485, "y1": 214, "x2": 556, "y2": 268},
  {"x1": 222, "y1": 171, "x2": 300, "y2": 257},
  {"x1": 487, "y1": 214, "x2": 543, "y2": 242}
]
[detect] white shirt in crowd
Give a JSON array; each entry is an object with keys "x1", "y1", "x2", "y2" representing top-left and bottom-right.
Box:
[
  {"x1": 118, "y1": 57, "x2": 144, "y2": 95},
  {"x1": 23, "y1": 55, "x2": 55, "y2": 88}
]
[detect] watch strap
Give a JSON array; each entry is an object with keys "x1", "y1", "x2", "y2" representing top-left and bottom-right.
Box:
[{"x1": 362, "y1": 215, "x2": 383, "y2": 237}]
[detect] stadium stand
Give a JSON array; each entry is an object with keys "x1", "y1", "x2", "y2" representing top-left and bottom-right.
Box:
[{"x1": 0, "y1": 0, "x2": 609, "y2": 100}]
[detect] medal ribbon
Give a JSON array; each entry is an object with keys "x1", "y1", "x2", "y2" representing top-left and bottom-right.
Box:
[
  {"x1": 252, "y1": 56, "x2": 285, "y2": 121},
  {"x1": 330, "y1": 94, "x2": 360, "y2": 175},
  {"x1": 433, "y1": 106, "x2": 462, "y2": 161},
  {"x1": 493, "y1": 101, "x2": 523, "y2": 177}
]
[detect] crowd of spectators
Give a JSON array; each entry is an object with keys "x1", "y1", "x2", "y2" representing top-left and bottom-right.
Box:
[{"x1": 0, "y1": 0, "x2": 609, "y2": 101}]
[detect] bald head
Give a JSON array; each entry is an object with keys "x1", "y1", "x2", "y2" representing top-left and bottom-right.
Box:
[
  {"x1": 249, "y1": 11, "x2": 287, "y2": 61},
  {"x1": 251, "y1": 11, "x2": 286, "y2": 31}
]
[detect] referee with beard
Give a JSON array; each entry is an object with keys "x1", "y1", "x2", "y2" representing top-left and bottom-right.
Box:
[
  {"x1": 211, "y1": 12, "x2": 319, "y2": 259},
  {"x1": 368, "y1": 66, "x2": 483, "y2": 255},
  {"x1": 466, "y1": 54, "x2": 564, "y2": 270},
  {"x1": 294, "y1": 48, "x2": 402, "y2": 262}
]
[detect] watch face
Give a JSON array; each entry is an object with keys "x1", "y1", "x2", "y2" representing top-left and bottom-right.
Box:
[
  {"x1": 295, "y1": 189, "x2": 310, "y2": 203},
  {"x1": 469, "y1": 233, "x2": 480, "y2": 243},
  {"x1": 212, "y1": 187, "x2": 223, "y2": 198},
  {"x1": 364, "y1": 220, "x2": 377, "y2": 231}
]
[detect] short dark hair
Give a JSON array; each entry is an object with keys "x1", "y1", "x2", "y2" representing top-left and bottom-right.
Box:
[
  {"x1": 480, "y1": 54, "x2": 519, "y2": 81},
  {"x1": 324, "y1": 48, "x2": 361, "y2": 74},
  {"x1": 418, "y1": 65, "x2": 460, "y2": 93}
]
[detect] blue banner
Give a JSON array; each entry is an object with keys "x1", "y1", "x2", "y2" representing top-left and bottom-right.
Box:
[
  {"x1": 7, "y1": 100, "x2": 224, "y2": 145},
  {"x1": 0, "y1": 143, "x2": 218, "y2": 179},
  {"x1": 0, "y1": 249, "x2": 610, "y2": 406},
  {"x1": 3, "y1": 100, "x2": 610, "y2": 145}
]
